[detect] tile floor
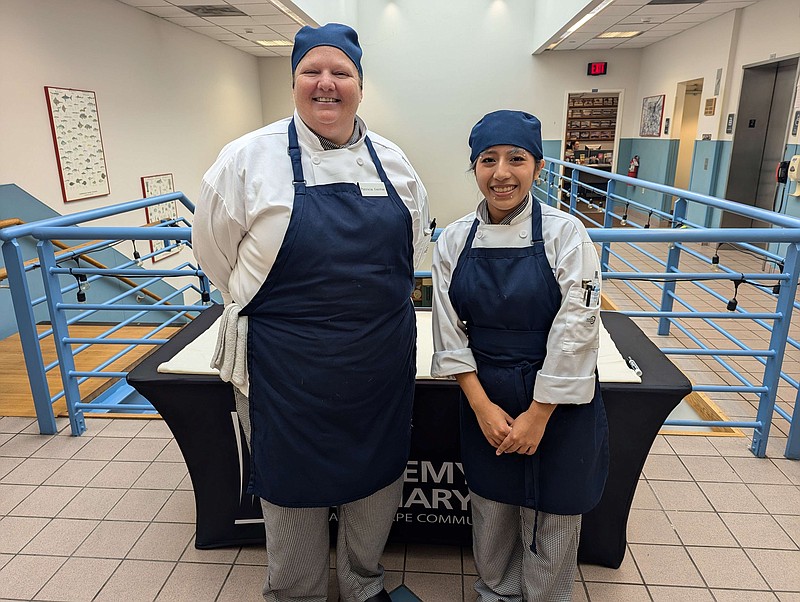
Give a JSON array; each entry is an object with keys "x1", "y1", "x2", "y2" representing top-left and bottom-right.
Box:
[{"x1": 1, "y1": 244, "x2": 799, "y2": 601}]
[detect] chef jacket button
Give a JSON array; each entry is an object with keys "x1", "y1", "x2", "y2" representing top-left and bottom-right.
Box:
[
  {"x1": 476, "y1": 230, "x2": 484, "y2": 239},
  {"x1": 356, "y1": 157, "x2": 364, "y2": 166},
  {"x1": 519, "y1": 230, "x2": 528, "y2": 238},
  {"x1": 312, "y1": 156, "x2": 321, "y2": 165}
]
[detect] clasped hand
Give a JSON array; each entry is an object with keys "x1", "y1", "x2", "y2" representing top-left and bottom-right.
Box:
[{"x1": 474, "y1": 401, "x2": 554, "y2": 456}]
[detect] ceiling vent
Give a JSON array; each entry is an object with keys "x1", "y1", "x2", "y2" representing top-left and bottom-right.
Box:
[
  {"x1": 180, "y1": 5, "x2": 248, "y2": 17},
  {"x1": 646, "y1": 0, "x2": 705, "y2": 4}
]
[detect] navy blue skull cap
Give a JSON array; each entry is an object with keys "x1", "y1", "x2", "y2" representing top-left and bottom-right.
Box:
[
  {"x1": 292, "y1": 23, "x2": 363, "y2": 78},
  {"x1": 469, "y1": 110, "x2": 544, "y2": 164}
]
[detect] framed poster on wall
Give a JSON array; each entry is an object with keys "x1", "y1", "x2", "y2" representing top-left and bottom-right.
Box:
[
  {"x1": 141, "y1": 173, "x2": 181, "y2": 263},
  {"x1": 44, "y1": 86, "x2": 110, "y2": 203},
  {"x1": 639, "y1": 94, "x2": 665, "y2": 137}
]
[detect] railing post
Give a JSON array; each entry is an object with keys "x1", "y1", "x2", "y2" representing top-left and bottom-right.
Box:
[
  {"x1": 658, "y1": 198, "x2": 687, "y2": 336},
  {"x1": 36, "y1": 240, "x2": 86, "y2": 436},
  {"x1": 570, "y1": 170, "x2": 580, "y2": 216},
  {"x1": 547, "y1": 161, "x2": 557, "y2": 207},
  {"x1": 600, "y1": 180, "x2": 616, "y2": 271},
  {"x1": 1, "y1": 239, "x2": 57, "y2": 434},
  {"x1": 751, "y1": 242, "x2": 799, "y2": 457},
  {"x1": 787, "y1": 386, "x2": 800, "y2": 460}
]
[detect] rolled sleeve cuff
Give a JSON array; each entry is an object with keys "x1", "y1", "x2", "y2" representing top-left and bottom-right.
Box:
[
  {"x1": 534, "y1": 371, "x2": 595, "y2": 405},
  {"x1": 431, "y1": 348, "x2": 477, "y2": 378}
]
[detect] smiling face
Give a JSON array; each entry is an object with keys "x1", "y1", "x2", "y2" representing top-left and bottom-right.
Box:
[
  {"x1": 474, "y1": 145, "x2": 544, "y2": 223},
  {"x1": 292, "y1": 45, "x2": 363, "y2": 145}
]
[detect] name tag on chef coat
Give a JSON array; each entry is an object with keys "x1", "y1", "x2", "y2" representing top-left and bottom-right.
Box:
[{"x1": 358, "y1": 182, "x2": 388, "y2": 196}]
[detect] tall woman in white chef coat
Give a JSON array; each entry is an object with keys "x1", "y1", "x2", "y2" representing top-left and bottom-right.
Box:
[{"x1": 431, "y1": 111, "x2": 608, "y2": 601}]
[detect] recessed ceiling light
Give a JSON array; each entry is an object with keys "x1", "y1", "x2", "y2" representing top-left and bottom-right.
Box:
[
  {"x1": 596, "y1": 31, "x2": 643, "y2": 38},
  {"x1": 256, "y1": 40, "x2": 293, "y2": 47}
]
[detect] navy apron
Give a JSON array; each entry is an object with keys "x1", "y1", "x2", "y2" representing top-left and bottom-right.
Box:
[
  {"x1": 240, "y1": 119, "x2": 416, "y2": 507},
  {"x1": 448, "y1": 199, "x2": 608, "y2": 518}
]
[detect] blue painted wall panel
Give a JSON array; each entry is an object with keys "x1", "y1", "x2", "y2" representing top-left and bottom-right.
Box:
[{"x1": 614, "y1": 138, "x2": 679, "y2": 217}]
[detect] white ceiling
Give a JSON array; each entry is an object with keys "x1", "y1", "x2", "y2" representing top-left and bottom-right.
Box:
[
  {"x1": 115, "y1": 0, "x2": 760, "y2": 56},
  {"x1": 114, "y1": 0, "x2": 315, "y2": 57}
]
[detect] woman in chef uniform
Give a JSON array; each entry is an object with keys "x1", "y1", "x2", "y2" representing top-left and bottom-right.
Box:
[{"x1": 431, "y1": 110, "x2": 608, "y2": 601}]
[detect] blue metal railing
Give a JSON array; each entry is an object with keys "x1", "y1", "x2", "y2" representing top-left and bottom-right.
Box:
[{"x1": 3, "y1": 176, "x2": 799, "y2": 459}]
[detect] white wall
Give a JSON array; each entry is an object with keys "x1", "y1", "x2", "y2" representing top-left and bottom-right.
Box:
[
  {"x1": 1, "y1": 0, "x2": 263, "y2": 231},
  {"x1": 259, "y1": 57, "x2": 295, "y2": 124},
  {"x1": 531, "y1": 0, "x2": 595, "y2": 53}
]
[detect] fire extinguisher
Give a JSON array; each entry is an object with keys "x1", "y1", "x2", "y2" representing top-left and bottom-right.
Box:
[{"x1": 628, "y1": 155, "x2": 640, "y2": 179}]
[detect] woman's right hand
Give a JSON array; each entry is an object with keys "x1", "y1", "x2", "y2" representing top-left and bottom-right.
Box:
[
  {"x1": 473, "y1": 401, "x2": 514, "y2": 448},
  {"x1": 454, "y1": 372, "x2": 513, "y2": 448}
]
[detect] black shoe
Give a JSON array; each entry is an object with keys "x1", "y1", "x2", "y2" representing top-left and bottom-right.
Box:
[{"x1": 364, "y1": 589, "x2": 391, "y2": 602}]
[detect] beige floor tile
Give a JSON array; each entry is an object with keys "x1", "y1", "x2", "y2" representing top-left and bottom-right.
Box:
[
  {"x1": 721, "y1": 513, "x2": 798, "y2": 549},
  {"x1": 643, "y1": 454, "x2": 692, "y2": 481},
  {"x1": 153, "y1": 489, "x2": 196, "y2": 523},
  {"x1": 73, "y1": 520, "x2": 147, "y2": 559},
  {"x1": 105, "y1": 488, "x2": 171, "y2": 521},
  {"x1": 132, "y1": 461, "x2": 188, "y2": 490},
  {"x1": 628, "y1": 543, "x2": 704, "y2": 587},
  {"x1": 155, "y1": 439, "x2": 185, "y2": 463},
  {"x1": 773, "y1": 459, "x2": 800, "y2": 486},
  {"x1": 0, "y1": 516, "x2": 49, "y2": 554},
  {"x1": 30, "y1": 434, "x2": 90, "y2": 459},
  {"x1": 405, "y1": 543, "x2": 462, "y2": 574},
  {"x1": 21, "y1": 517, "x2": 98, "y2": 556},
  {"x1": 626, "y1": 509, "x2": 681, "y2": 545},
  {"x1": 580, "y1": 547, "x2": 642, "y2": 584},
  {"x1": 711, "y1": 591, "x2": 779, "y2": 601},
  {"x1": 236, "y1": 545, "x2": 268, "y2": 566},
  {"x1": 777, "y1": 593, "x2": 800, "y2": 601},
  {"x1": 33, "y1": 556, "x2": 120, "y2": 602},
  {"x1": 380, "y1": 542, "x2": 405, "y2": 571},
  {"x1": 0, "y1": 417, "x2": 37, "y2": 433},
  {"x1": 679, "y1": 455, "x2": 742, "y2": 482},
  {"x1": 728, "y1": 457, "x2": 793, "y2": 485},
  {"x1": 748, "y1": 484, "x2": 800, "y2": 515},
  {"x1": 93, "y1": 419, "x2": 146, "y2": 438},
  {"x1": 0, "y1": 483, "x2": 35, "y2": 514},
  {"x1": 138, "y1": 421, "x2": 173, "y2": 438},
  {"x1": 0, "y1": 433, "x2": 13, "y2": 447},
  {"x1": 747, "y1": 548, "x2": 800, "y2": 592},
  {"x1": 115, "y1": 438, "x2": 169, "y2": 462},
  {"x1": 664, "y1": 436, "x2": 721, "y2": 456},
  {"x1": 666, "y1": 510, "x2": 738, "y2": 547},
  {"x1": 181, "y1": 537, "x2": 240, "y2": 564},
  {"x1": 584, "y1": 582, "x2": 651, "y2": 601},
  {"x1": 648, "y1": 585, "x2": 715, "y2": 601},
  {"x1": 383, "y1": 570, "x2": 402, "y2": 592},
  {"x1": 177, "y1": 472, "x2": 194, "y2": 491},
  {"x1": 0, "y1": 434, "x2": 48, "y2": 457},
  {"x1": 630, "y1": 481, "x2": 660, "y2": 510},
  {"x1": 462, "y1": 546, "x2": 477, "y2": 575},
  {"x1": 57, "y1": 486, "x2": 126, "y2": 520},
  {"x1": 650, "y1": 480, "x2": 713, "y2": 511},
  {"x1": 0, "y1": 456, "x2": 23, "y2": 480},
  {"x1": 155, "y1": 561, "x2": 230, "y2": 601},
  {"x1": 128, "y1": 522, "x2": 194, "y2": 561},
  {"x1": 1, "y1": 457, "x2": 65, "y2": 485},
  {"x1": 775, "y1": 515, "x2": 800, "y2": 548},
  {"x1": 87, "y1": 460, "x2": 149, "y2": 488},
  {"x1": 217, "y1": 564, "x2": 265, "y2": 602},
  {"x1": 648, "y1": 436, "x2": 674, "y2": 455},
  {"x1": 698, "y1": 482, "x2": 767, "y2": 513},
  {"x1": 95, "y1": 559, "x2": 174, "y2": 602},
  {"x1": 570, "y1": 582, "x2": 589, "y2": 602},
  {"x1": 71, "y1": 437, "x2": 129, "y2": 461},
  {"x1": 688, "y1": 546, "x2": 768, "y2": 590},
  {"x1": 403, "y1": 571, "x2": 462, "y2": 601},
  {"x1": 9, "y1": 485, "x2": 81, "y2": 517},
  {"x1": 0, "y1": 554, "x2": 66, "y2": 599},
  {"x1": 43, "y1": 459, "x2": 107, "y2": 487}
]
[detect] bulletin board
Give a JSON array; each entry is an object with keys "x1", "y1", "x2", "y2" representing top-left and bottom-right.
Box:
[
  {"x1": 141, "y1": 173, "x2": 181, "y2": 262},
  {"x1": 44, "y1": 86, "x2": 110, "y2": 203}
]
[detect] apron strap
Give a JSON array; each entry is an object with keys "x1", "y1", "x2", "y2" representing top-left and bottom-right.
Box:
[
  {"x1": 530, "y1": 195, "x2": 544, "y2": 244},
  {"x1": 287, "y1": 119, "x2": 306, "y2": 196}
]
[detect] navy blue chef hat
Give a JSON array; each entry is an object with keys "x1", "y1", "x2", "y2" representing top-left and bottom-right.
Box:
[
  {"x1": 291, "y1": 23, "x2": 363, "y2": 78},
  {"x1": 469, "y1": 110, "x2": 543, "y2": 164}
]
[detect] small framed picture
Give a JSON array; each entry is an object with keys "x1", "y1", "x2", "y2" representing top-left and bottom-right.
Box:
[
  {"x1": 141, "y1": 173, "x2": 181, "y2": 263},
  {"x1": 640, "y1": 95, "x2": 665, "y2": 137}
]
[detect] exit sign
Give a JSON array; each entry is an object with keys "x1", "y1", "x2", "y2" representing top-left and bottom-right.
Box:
[{"x1": 587, "y1": 62, "x2": 608, "y2": 76}]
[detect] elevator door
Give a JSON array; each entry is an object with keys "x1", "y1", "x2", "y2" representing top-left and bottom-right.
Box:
[{"x1": 723, "y1": 58, "x2": 798, "y2": 229}]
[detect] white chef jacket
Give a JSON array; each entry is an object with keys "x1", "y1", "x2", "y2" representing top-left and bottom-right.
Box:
[
  {"x1": 431, "y1": 198, "x2": 601, "y2": 405},
  {"x1": 193, "y1": 112, "x2": 431, "y2": 308}
]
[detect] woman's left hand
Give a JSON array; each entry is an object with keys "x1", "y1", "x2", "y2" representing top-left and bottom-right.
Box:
[{"x1": 496, "y1": 400, "x2": 557, "y2": 456}]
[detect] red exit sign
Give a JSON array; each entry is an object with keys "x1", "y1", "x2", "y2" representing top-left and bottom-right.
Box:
[{"x1": 587, "y1": 62, "x2": 608, "y2": 76}]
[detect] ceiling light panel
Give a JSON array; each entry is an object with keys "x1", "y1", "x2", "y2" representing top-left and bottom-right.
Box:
[{"x1": 596, "y1": 30, "x2": 642, "y2": 38}]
